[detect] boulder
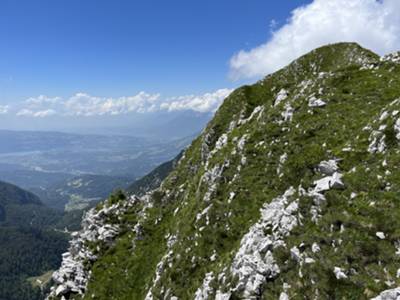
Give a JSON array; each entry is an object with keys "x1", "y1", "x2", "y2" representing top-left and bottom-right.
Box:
[
  {"x1": 313, "y1": 172, "x2": 344, "y2": 192},
  {"x1": 333, "y1": 267, "x2": 347, "y2": 280},
  {"x1": 318, "y1": 160, "x2": 339, "y2": 175},
  {"x1": 308, "y1": 96, "x2": 326, "y2": 108},
  {"x1": 371, "y1": 287, "x2": 400, "y2": 300},
  {"x1": 274, "y1": 89, "x2": 288, "y2": 106},
  {"x1": 376, "y1": 232, "x2": 386, "y2": 240}
]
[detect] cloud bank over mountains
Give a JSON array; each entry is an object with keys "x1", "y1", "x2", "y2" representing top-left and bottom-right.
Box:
[
  {"x1": 6, "y1": 89, "x2": 233, "y2": 118},
  {"x1": 230, "y1": 0, "x2": 400, "y2": 79}
]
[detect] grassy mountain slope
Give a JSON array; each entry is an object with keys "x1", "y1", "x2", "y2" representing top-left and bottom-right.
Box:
[{"x1": 49, "y1": 43, "x2": 400, "y2": 299}]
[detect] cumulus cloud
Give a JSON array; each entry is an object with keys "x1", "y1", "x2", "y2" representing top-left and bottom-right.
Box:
[
  {"x1": 229, "y1": 0, "x2": 400, "y2": 79},
  {"x1": 25, "y1": 95, "x2": 62, "y2": 105},
  {"x1": 160, "y1": 89, "x2": 233, "y2": 113},
  {"x1": 64, "y1": 92, "x2": 161, "y2": 116},
  {"x1": 16, "y1": 108, "x2": 57, "y2": 117},
  {"x1": 14, "y1": 89, "x2": 233, "y2": 117},
  {"x1": 0, "y1": 105, "x2": 9, "y2": 114}
]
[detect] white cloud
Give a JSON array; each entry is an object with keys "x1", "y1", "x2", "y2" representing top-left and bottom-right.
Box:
[
  {"x1": 160, "y1": 89, "x2": 233, "y2": 113},
  {"x1": 16, "y1": 109, "x2": 32, "y2": 116},
  {"x1": 17, "y1": 108, "x2": 57, "y2": 117},
  {"x1": 14, "y1": 89, "x2": 233, "y2": 117},
  {"x1": 33, "y1": 109, "x2": 57, "y2": 117},
  {"x1": 64, "y1": 92, "x2": 161, "y2": 116},
  {"x1": 0, "y1": 105, "x2": 9, "y2": 114},
  {"x1": 25, "y1": 95, "x2": 61, "y2": 105},
  {"x1": 229, "y1": 0, "x2": 400, "y2": 79}
]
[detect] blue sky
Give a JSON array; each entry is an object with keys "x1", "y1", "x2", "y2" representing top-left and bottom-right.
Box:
[
  {"x1": 0, "y1": 0, "x2": 399, "y2": 132},
  {"x1": 0, "y1": 0, "x2": 308, "y2": 104}
]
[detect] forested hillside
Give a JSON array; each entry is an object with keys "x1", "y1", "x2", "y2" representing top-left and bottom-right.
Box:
[{"x1": 0, "y1": 181, "x2": 68, "y2": 300}]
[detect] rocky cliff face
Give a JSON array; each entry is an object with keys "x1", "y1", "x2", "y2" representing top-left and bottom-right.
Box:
[{"x1": 48, "y1": 43, "x2": 400, "y2": 299}]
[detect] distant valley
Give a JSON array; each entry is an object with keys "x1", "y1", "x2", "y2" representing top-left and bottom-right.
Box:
[
  {"x1": 0, "y1": 148, "x2": 180, "y2": 300},
  {"x1": 0, "y1": 130, "x2": 193, "y2": 211}
]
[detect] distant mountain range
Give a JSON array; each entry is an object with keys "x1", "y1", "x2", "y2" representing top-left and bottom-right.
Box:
[{"x1": 0, "y1": 110, "x2": 213, "y2": 140}]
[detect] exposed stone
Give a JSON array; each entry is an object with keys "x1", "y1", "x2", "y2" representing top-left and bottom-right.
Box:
[
  {"x1": 368, "y1": 130, "x2": 386, "y2": 154},
  {"x1": 215, "y1": 291, "x2": 231, "y2": 300},
  {"x1": 312, "y1": 243, "x2": 321, "y2": 253},
  {"x1": 279, "y1": 292, "x2": 290, "y2": 300},
  {"x1": 200, "y1": 161, "x2": 229, "y2": 202},
  {"x1": 382, "y1": 52, "x2": 400, "y2": 64},
  {"x1": 216, "y1": 134, "x2": 228, "y2": 149},
  {"x1": 47, "y1": 195, "x2": 143, "y2": 299},
  {"x1": 376, "y1": 232, "x2": 386, "y2": 240},
  {"x1": 318, "y1": 160, "x2": 339, "y2": 175},
  {"x1": 194, "y1": 272, "x2": 215, "y2": 300},
  {"x1": 275, "y1": 89, "x2": 289, "y2": 106},
  {"x1": 395, "y1": 118, "x2": 400, "y2": 140},
  {"x1": 308, "y1": 95, "x2": 326, "y2": 108},
  {"x1": 371, "y1": 287, "x2": 400, "y2": 300},
  {"x1": 239, "y1": 106, "x2": 264, "y2": 125},
  {"x1": 227, "y1": 187, "x2": 299, "y2": 298},
  {"x1": 313, "y1": 172, "x2": 345, "y2": 192},
  {"x1": 305, "y1": 257, "x2": 316, "y2": 264},
  {"x1": 290, "y1": 246, "x2": 302, "y2": 263},
  {"x1": 333, "y1": 267, "x2": 348, "y2": 280},
  {"x1": 282, "y1": 103, "x2": 294, "y2": 122}
]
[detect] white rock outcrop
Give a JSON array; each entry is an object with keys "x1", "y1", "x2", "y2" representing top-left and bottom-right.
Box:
[
  {"x1": 275, "y1": 89, "x2": 288, "y2": 106},
  {"x1": 382, "y1": 52, "x2": 400, "y2": 64},
  {"x1": 47, "y1": 195, "x2": 142, "y2": 299},
  {"x1": 308, "y1": 96, "x2": 326, "y2": 108},
  {"x1": 282, "y1": 103, "x2": 294, "y2": 122},
  {"x1": 333, "y1": 267, "x2": 348, "y2": 280},
  {"x1": 394, "y1": 118, "x2": 400, "y2": 141},
  {"x1": 376, "y1": 232, "x2": 386, "y2": 240},
  {"x1": 279, "y1": 292, "x2": 290, "y2": 300},
  {"x1": 368, "y1": 130, "x2": 387, "y2": 154},
  {"x1": 318, "y1": 160, "x2": 339, "y2": 176},
  {"x1": 239, "y1": 106, "x2": 264, "y2": 125},
  {"x1": 229, "y1": 187, "x2": 299, "y2": 298},
  {"x1": 372, "y1": 287, "x2": 400, "y2": 300},
  {"x1": 313, "y1": 172, "x2": 345, "y2": 192},
  {"x1": 194, "y1": 272, "x2": 215, "y2": 300}
]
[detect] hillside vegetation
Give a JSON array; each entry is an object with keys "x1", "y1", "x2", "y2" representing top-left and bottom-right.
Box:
[
  {"x1": 0, "y1": 181, "x2": 68, "y2": 300},
  {"x1": 49, "y1": 43, "x2": 400, "y2": 299}
]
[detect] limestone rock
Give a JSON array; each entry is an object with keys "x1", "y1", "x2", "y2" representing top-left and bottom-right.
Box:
[
  {"x1": 313, "y1": 172, "x2": 345, "y2": 192},
  {"x1": 318, "y1": 160, "x2": 339, "y2": 175},
  {"x1": 372, "y1": 287, "x2": 400, "y2": 300},
  {"x1": 308, "y1": 96, "x2": 326, "y2": 108},
  {"x1": 333, "y1": 267, "x2": 347, "y2": 280}
]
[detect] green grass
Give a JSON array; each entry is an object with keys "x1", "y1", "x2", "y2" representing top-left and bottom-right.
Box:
[
  {"x1": 59, "y1": 43, "x2": 400, "y2": 299},
  {"x1": 27, "y1": 270, "x2": 54, "y2": 288}
]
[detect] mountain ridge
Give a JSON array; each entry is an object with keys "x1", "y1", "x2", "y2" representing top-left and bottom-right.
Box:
[{"x1": 48, "y1": 43, "x2": 400, "y2": 299}]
